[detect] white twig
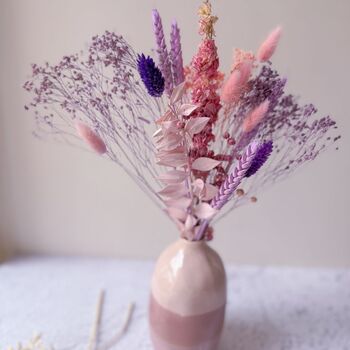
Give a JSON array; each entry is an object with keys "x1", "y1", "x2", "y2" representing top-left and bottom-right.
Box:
[
  {"x1": 99, "y1": 302, "x2": 135, "y2": 350},
  {"x1": 87, "y1": 290, "x2": 105, "y2": 350}
]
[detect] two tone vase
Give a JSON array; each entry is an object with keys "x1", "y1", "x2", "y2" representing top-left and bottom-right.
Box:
[{"x1": 149, "y1": 238, "x2": 227, "y2": 350}]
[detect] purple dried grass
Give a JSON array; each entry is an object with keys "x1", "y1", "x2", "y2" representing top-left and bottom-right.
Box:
[
  {"x1": 212, "y1": 142, "x2": 260, "y2": 210},
  {"x1": 195, "y1": 142, "x2": 259, "y2": 241},
  {"x1": 152, "y1": 9, "x2": 173, "y2": 95},
  {"x1": 170, "y1": 20, "x2": 185, "y2": 86}
]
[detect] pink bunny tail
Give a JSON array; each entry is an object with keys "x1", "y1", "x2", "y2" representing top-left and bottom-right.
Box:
[
  {"x1": 75, "y1": 121, "x2": 107, "y2": 155},
  {"x1": 221, "y1": 59, "x2": 253, "y2": 104},
  {"x1": 242, "y1": 100, "x2": 270, "y2": 133},
  {"x1": 221, "y1": 70, "x2": 241, "y2": 104},
  {"x1": 238, "y1": 59, "x2": 253, "y2": 87},
  {"x1": 257, "y1": 26, "x2": 282, "y2": 62}
]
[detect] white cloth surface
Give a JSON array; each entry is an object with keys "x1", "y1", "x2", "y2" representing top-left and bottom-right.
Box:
[{"x1": 0, "y1": 256, "x2": 349, "y2": 350}]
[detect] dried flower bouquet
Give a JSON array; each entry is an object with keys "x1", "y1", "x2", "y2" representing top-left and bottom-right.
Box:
[{"x1": 24, "y1": 1, "x2": 340, "y2": 242}]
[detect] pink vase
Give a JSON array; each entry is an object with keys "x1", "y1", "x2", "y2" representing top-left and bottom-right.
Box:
[{"x1": 149, "y1": 238, "x2": 227, "y2": 350}]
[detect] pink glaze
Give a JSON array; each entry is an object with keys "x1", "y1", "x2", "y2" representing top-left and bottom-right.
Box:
[{"x1": 149, "y1": 238, "x2": 226, "y2": 350}]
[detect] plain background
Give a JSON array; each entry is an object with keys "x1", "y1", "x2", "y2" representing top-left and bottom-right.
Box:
[{"x1": 0, "y1": 0, "x2": 349, "y2": 266}]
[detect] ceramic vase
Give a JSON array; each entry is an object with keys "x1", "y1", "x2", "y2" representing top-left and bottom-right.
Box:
[{"x1": 149, "y1": 238, "x2": 227, "y2": 350}]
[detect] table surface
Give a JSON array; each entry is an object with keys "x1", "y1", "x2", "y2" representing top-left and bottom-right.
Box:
[{"x1": 1, "y1": 256, "x2": 349, "y2": 350}]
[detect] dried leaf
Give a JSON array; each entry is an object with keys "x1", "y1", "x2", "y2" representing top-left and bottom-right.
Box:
[
  {"x1": 193, "y1": 178, "x2": 205, "y2": 197},
  {"x1": 156, "y1": 110, "x2": 175, "y2": 124},
  {"x1": 166, "y1": 207, "x2": 187, "y2": 221},
  {"x1": 161, "y1": 120, "x2": 179, "y2": 133},
  {"x1": 185, "y1": 117, "x2": 210, "y2": 137},
  {"x1": 194, "y1": 202, "x2": 217, "y2": 219},
  {"x1": 157, "y1": 152, "x2": 188, "y2": 167},
  {"x1": 201, "y1": 183, "x2": 219, "y2": 201},
  {"x1": 191, "y1": 157, "x2": 221, "y2": 171},
  {"x1": 164, "y1": 197, "x2": 192, "y2": 210},
  {"x1": 157, "y1": 133, "x2": 183, "y2": 150},
  {"x1": 178, "y1": 103, "x2": 199, "y2": 117},
  {"x1": 185, "y1": 214, "x2": 197, "y2": 230},
  {"x1": 158, "y1": 183, "x2": 188, "y2": 198},
  {"x1": 158, "y1": 170, "x2": 188, "y2": 184},
  {"x1": 170, "y1": 82, "x2": 186, "y2": 104}
]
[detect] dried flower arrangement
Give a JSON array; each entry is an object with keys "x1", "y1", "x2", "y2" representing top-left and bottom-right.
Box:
[{"x1": 24, "y1": 0, "x2": 340, "y2": 242}]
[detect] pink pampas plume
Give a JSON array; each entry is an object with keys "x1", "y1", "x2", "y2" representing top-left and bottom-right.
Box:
[
  {"x1": 257, "y1": 26, "x2": 282, "y2": 62},
  {"x1": 242, "y1": 100, "x2": 270, "y2": 133},
  {"x1": 238, "y1": 59, "x2": 253, "y2": 87},
  {"x1": 221, "y1": 59, "x2": 252, "y2": 104},
  {"x1": 221, "y1": 70, "x2": 241, "y2": 104},
  {"x1": 75, "y1": 121, "x2": 107, "y2": 155}
]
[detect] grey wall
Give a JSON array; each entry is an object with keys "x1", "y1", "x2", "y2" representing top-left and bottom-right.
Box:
[{"x1": 0, "y1": 0, "x2": 349, "y2": 266}]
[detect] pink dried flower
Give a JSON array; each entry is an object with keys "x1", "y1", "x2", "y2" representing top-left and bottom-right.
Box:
[
  {"x1": 186, "y1": 37, "x2": 223, "y2": 166},
  {"x1": 242, "y1": 100, "x2": 270, "y2": 133},
  {"x1": 239, "y1": 60, "x2": 253, "y2": 87},
  {"x1": 231, "y1": 48, "x2": 255, "y2": 72},
  {"x1": 257, "y1": 26, "x2": 282, "y2": 62},
  {"x1": 221, "y1": 70, "x2": 241, "y2": 104},
  {"x1": 221, "y1": 60, "x2": 252, "y2": 104},
  {"x1": 75, "y1": 122, "x2": 107, "y2": 155}
]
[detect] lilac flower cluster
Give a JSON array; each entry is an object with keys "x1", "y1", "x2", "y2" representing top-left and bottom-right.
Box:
[
  {"x1": 213, "y1": 64, "x2": 340, "y2": 219},
  {"x1": 23, "y1": 31, "x2": 166, "y2": 208}
]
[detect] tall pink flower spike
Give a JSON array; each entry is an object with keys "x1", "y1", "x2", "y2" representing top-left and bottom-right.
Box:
[
  {"x1": 75, "y1": 121, "x2": 107, "y2": 155},
  {"x1": 242, "y1": 100, "x2": 270, "y2": 133},
  {"x1": 257, "y1": 26, "x2": 282, "y2": 62}
]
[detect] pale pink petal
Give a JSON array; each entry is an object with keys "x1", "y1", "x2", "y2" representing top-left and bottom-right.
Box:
[
  {"x1": 164, "y1": 197, "x2": 192, "y2": 210},
  {"x1": 192, "y1": 178, "x2": 205, "y2": 197},
  {"x1": 157, "y1": 153, "x2": 188, "y2": 167},
  {"x1": 75, "y1": 121, "x2": 106, "y2": 155},
  {"x1": 157, "y1": 133, "x2": 183, "y2": 150},
  {"x1": 221, "y1": 70, "x2": 241, "y2": 104},
  {"x1": 242, "y1": 100, "x2": 270, "y2": 133},
  {"x1": 166, "y1": 207, "x2": 187, "y2": 221},
  {"x1": 158, "y1": 170, "x2": 188, "y2": 184},
  {"x1": 185, "y1": 214, "x2": 197, "y2": 231},
  {"x1": 201, "y1": 183, "x2": 219, "y2": 201},
  {"x1": 178, "y1": 103, "x2": 199, "y2": 117},
  {"x1": 257, "y1": 26, "x2": 282, "y2": 62},
  {"x1": 185, "y1": 117, "x2": 210, "y2": 137},
  {"x1": 170, "y1": 82, "x2": 186, "y2": 104},
  {"x1": 158, "y1": 183, "x2": 188, "y2": 198},
  {"x1": 192, "y1": 157, "x2": 221, "y2": 171},
  {"x1": 161, "y1": 120, "x2": 178, "y2": 133},
  {"x1": 194, "y1": 203, "x2": 217, "y2": 220}
]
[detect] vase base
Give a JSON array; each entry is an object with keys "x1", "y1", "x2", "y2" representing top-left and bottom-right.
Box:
[{"x1": 151, "y1": 329, "x2": 220, "y2": 350}]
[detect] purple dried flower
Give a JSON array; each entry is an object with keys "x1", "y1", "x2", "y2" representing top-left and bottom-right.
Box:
[
  {"x1": 137, "y1": 54, "x2": 165, "y2": 97},
  {"x1": 152, "y1": 9, "x2": 173, "y2": 95},
  {"x1": 170, "y1": 20, "x2": 185, "y2": 86},
  {"x1": 245, "y1": 140, "x2": 273, "y2": 177},
  {"x1": 212, "y1": 142, "x2": 259, "y2": 210},
  {"x1": 195, "y1": 141, "x2": 259, "y2": 241}
]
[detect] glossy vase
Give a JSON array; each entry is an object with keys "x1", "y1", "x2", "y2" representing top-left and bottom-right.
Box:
[{"x1": 149, "y1": 238, "x2": 227, "y2": 350}]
